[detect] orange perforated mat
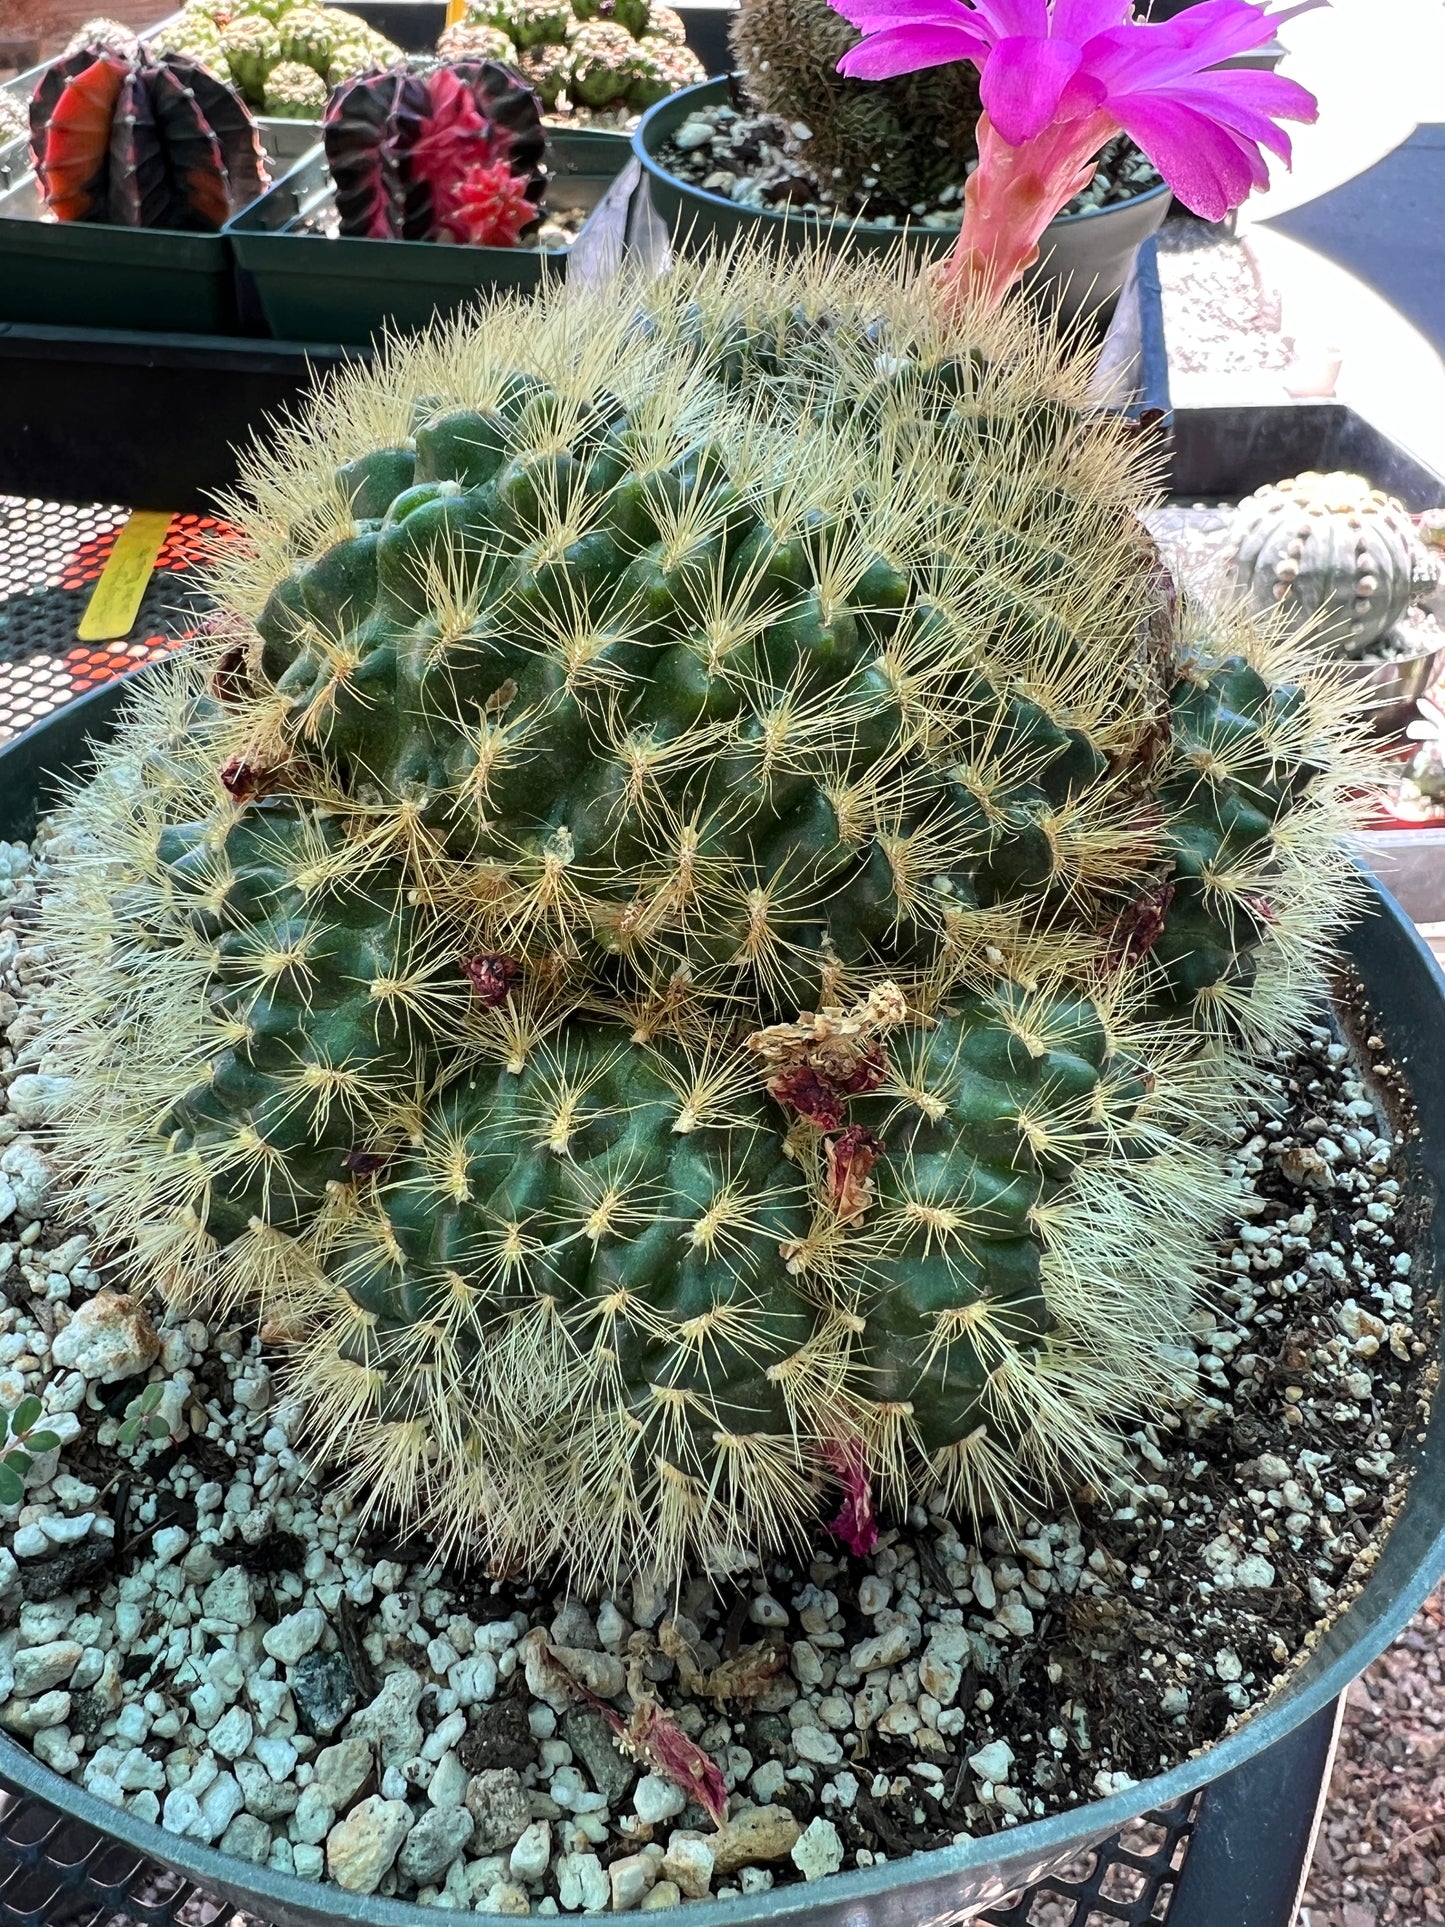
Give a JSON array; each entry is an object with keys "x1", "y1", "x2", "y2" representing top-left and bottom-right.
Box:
[{"x1": 0, "y1": 497, "x2": 235, "y2": 742}]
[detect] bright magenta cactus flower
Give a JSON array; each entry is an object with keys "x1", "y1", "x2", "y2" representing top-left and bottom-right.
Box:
[{"x1": 830, "y1": 0, "x2": 1323, "y2": 309}]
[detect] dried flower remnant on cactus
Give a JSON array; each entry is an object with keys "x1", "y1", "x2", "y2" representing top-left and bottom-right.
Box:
[
  {"x1": 748, "y1": 984, "x2": 906, "y2": 1127},
  {"x1": 830, "y1": 0, "x2": 1323, "y2": 308}
]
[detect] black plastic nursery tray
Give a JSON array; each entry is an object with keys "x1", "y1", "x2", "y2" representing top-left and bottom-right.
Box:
[
  {"x1": 0, "y1": 121, "x2": 312, "y2": 337},
  {"x1": 229, "y1": 131, "x2": 637, "y2": 345}
]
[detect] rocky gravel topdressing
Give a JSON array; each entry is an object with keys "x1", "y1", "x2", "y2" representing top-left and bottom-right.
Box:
[
  {"x1": 0, "y1": 810, "x2": 1437, "y2": 1914},
  {"x1": 652, "y1": 96, "x2": 1163, "y2": 230},
  {"x1": 1300, "y1": 1581, "x2": 1445, "y2": 1927}
]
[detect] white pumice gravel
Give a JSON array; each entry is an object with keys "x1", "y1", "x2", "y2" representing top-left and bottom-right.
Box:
[
  {"x1": 0, "y1": 817, "x2": 1437, "y2": 1911},
  {"x1": 654, "y1": 101, "x2": 1161, "y2": 230}
]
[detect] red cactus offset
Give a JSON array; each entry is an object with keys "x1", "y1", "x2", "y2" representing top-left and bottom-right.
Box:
[
  {"x1": 29, "y1": 44, "x2": 267, "y2": 230},
  {"x1": 448, "y1": 156, "x2": 538, "y2": 246},
  {"x1": 324, "y1": 60, "x2": 547, "y2": 244}
]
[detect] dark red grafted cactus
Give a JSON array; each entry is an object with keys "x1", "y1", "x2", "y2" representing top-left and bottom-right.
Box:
[
  {"x1": 324, "y1": 60, "x2": 547, "y2": 245},
  {"x1": 29, "y1": 45, "x2": 267, "y2": 230}
]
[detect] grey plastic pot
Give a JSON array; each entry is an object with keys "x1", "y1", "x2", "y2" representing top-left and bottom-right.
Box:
[
  {"x1": 0, "y1": 677, "x2": 1442, "y2": 1924},
  {"x1": 632, "y1": 77, "x2": 1172, "y2": 323}
]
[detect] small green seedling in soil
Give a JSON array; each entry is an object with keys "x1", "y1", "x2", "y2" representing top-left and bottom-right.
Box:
[
  {"x1": 0, "y1": 1395, "x2": 61, "y2": 1506},
  {"x1": 117, "y1": 1382, "x2": 173, "y2": 1449}
]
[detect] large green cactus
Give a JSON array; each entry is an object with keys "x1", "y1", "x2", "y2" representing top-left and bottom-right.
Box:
[{"x1": 40, "y1": 249, "x2": 1363, "y2": 1583}]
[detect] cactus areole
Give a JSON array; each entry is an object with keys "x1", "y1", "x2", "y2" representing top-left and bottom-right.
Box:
[
  {"x1": 325, "y1": 61, "x2": 547, "y2": 244},
  {"x1": 29, "y1": 43, "x2": 268, "y2": 229},
  {"x1": 39, "y1": 250, "x2": 1365, "y2": 1590}
]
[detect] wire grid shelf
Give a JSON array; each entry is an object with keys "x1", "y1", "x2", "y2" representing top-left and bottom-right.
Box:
[
  {"x1": 0, "y1": 493, "x2": 1206, "y2": 1927},
  {"x1": 0, "y1": 1770, "x2": 1199, "y2": 1927},
  {"x1": 0, "y1": 496, "x2": 227, "y2": 743}
]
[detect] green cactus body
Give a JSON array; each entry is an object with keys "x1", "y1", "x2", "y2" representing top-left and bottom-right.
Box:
[
  {"x1": 566, "y1": 21, "x2": 647, "y2": 106},
  {"x1": 264, "y1": 57, "x2": 329, "y2": 115},
  {"x1": 41, "y1": 252, "x2": 1363, "y2": 1583},
  {"x1": 41, "y1": 675, "x2": 472, "y2": 1303},
  {"x1": 314, "y1": 1021, "x2": 833, "y2": 1573},
  {"x1": 248, "y1": 341, "x2": 1169, "y2": 1029},
  {"x1": 629, "y1": 37, "x2": 705, "y2": 109},
  {"x1": 647, "y1": 5, "x2": 688, "y2": 43},
  {"x1": 515, "y1": 42, "x2": 572, "y2": 106},
  {"x1": 147, "y1": 801, "x2": 459, "y2": 1241},
  {"x1": 154, "y1": 4, "x2": 228, "y2": 70},
  {"x1": 490, "y1": 0, "x2": 574, "y2": 49},
  {"x1": 221, "y1": 15, "x2": 283, "y2": 104},
  {"x1": 154, "y1": 22, "x2": 228, "y2": 74},
  {"x1": 276, "y1": 5, "x2": 335, "y2": 75},
  {"x1": 439, "y1": 21, "x2": 520, "y2": 65}
]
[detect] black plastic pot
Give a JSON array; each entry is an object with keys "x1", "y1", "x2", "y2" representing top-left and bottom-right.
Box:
[
  {"x1": 0, "y1": 120, "x2": 311, "y2": 336},
  {"x1": 228, "y1": 131, "x2": 634, "y2": 345},
  {"x1": 0, "y1": 671, "x2": 1441, "y2": 1924},
  {"x1": 632, "y1": 77, "x2": 1172, "y2": 323}
]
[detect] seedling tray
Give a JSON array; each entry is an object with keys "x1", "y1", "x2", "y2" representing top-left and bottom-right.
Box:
[
  {"x1": 229, "y1": 130, "x2": 635, "y2": 345},
  {"x1": 0, "y1": 120, "x2": 310, "y2": 336}
]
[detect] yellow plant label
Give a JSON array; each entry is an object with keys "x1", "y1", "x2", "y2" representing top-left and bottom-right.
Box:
[
  {"x1": 76, "y1": 511, "x2": 173, "y2": 644},
  {"x1": 445, "y1": 0, "x2": 468, "y2": 23}
]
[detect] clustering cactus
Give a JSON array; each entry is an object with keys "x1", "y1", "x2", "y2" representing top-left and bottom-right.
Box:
[
  {"x1": 29, "y1": 43, "x2": 268, "y2": 229},
  {"x1": 41, "y1": 250, "x2": 1363, "y2": 1586},
  {"x1": 62, "y1": 17, "x2": 142, "y2": 59},
  {"x1": 730, "y1": 0, "x2": 985, "y2": 204},
  {"x1": 443, "y1": 0, "x2": 704, "y2": 120},
  {"x1": 437, "y1": 21, "x2": 521, "y2": 66},
  {"x1": 155, "y1": 1, "x2": 401, "y2": 113},
  {"x1": 263, "y1": 58, "x2": 329, "y2": 118},
  {"x1": 324, "y1": 61, "x2": 547, "y2": 245},
  {"x1": 1226, "y1": 470, "x2": 1439, "y2": 657}
]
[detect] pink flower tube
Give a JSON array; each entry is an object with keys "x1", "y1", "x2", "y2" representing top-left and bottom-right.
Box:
[{"x1": 830, "y1": 0, "x2": 1324, "y2": 310}]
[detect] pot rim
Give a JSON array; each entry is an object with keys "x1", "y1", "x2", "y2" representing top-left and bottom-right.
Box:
[
  {"x1": 0, "y1": 673, "x2": 1441, "y2": 1927},
  {"x1": 632, "y1": 75, "x2": 1172, "y2": 238}
]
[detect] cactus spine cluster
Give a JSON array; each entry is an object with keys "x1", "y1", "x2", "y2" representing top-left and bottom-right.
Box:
[
  {"x1": 42, "y1": 249, "x2": 1363, "y2": 1588},
  {"x1": 1226, "y1": 470, "x2": 1439, "y2": 656},
  {"x1": 729, "y1": 0, "x2": 985, "y2": 204}
]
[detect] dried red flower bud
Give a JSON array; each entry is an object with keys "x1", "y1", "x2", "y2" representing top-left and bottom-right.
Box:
[
  {"x1": 824, "y1": 1124, "x2": 886, "y2": 1226},
  {"x1": 766, "y1": 1065, "x2": 845, "y2": 1130},
  {"x1": 835, "y1": 1042, "x2": 889, "y2": 1097},
  {"x1": 218, "y1": 750, "x2": 287, "y2": 802},
  {"x1": 1115, "y1": 878, "x2": 1175, "y2": 965},
  {"x1": 342, "y1": 1149, "x2": 391, "y2": 1177},
  {"x1": 462, "y1": 953, "x2": 522, "y2": 1006},
  {"x1": 209, "y1": 640, "x2": 251, "y2": 705},
  {"x1": 826, "y1": 1436, "x2": 878, "y2": 1558}
]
